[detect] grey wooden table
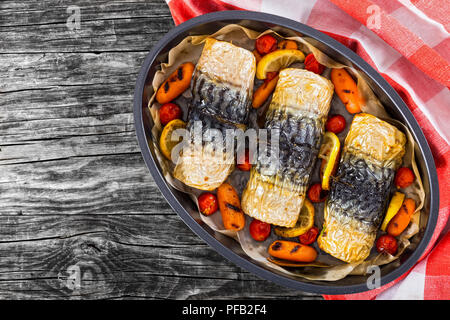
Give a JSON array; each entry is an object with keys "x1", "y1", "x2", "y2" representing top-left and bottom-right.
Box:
[{"x1": 0, "y1": 0, "x2": 321, "y2": 299}]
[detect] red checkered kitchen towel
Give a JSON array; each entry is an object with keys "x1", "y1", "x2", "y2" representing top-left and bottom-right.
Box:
[{"x1": 165, "y1": 0, "x2": 450, "y2": 300}]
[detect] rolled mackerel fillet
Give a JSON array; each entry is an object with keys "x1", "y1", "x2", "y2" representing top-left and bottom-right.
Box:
[
  {"x1": 242, "y1": 68, "x2": 334, "y2": 227},
  {"x1": 318, "y1": 113, "x2": 406, "y2": 263},
  {"x1": 173, "y1": 38, "x2": 256, "y2": 191}
]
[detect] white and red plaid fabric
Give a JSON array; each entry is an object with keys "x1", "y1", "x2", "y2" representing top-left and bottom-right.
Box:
[{"x1": 165, "y1": 0, "x2": 450, "y2": 300}]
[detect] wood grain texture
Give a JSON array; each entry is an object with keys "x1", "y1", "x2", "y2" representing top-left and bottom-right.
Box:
[
  {"x1": 0, "y1": 215, "x2": 321, "y2": 299},
  {"x1": 0, "y1": 0, "x2": 321, "y2": 299},
  {"x1": 0, "y1": 0, "x2": 173, "y2": 53}
]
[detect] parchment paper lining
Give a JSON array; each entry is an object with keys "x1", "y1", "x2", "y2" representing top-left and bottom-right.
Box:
[{"x1": 147, "y1": 25, "x2": 426, "y2": 281}]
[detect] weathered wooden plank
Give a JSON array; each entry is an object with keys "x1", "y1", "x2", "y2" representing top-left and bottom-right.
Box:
[
  {"x1": 0, "y1": 131, "x2": 140, "y2": 164},
  {"x1": 0, "y1": 153, "x2": 174, "y2": 215},
  {"x1": 0, "y1": 18, "x2": 173, "y2": 54},
  {"x1": 0, "y1": 0, "x2": 173, "y2": 26},
  {"x1": 0, "y1": 82, "x2": 134, "y2": 123},
  {"x1": 0, "y1": 52, "x2": 147, "y2": 92},
  {"x1": 0, "y1": 215, "x2": 320, "y2": 299},
  {"x1": 0, "y1": 0, "x2": 174, "y2": 53},
  {"x1": 0, "y1": 52, "x2": 146, "y2": 163},
  {"x1": 0, "y1": 0, "x2": 319, "y2": 299},
  {"x1": 0, "y1": 112, "x2": 135, "y2": 143}
]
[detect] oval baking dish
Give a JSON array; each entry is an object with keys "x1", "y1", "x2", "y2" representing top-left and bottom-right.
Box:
[{"x1": 133, "y1": 11, "x2": 439, "y2": 294}]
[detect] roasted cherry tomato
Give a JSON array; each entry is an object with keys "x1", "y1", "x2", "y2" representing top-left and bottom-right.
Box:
[
  {"x1": 376, "y1": 234, "x2": 398, "y2": 255},
  {"x1": 326, "y1": 115, "x2": 346, "y2": 134},
  {"x1": 395, "y1": 167, "x2": 415, "y2": 189},
  {"x1": 249, "y1": 219, "x2": 271, "y2": 241},
  {"x1": 198, "y1": 192, "x2": 218, "y2": 216},
  {"x1": 255, "y1": 34, "x2": 278, "y2": 55},
  {"x1": 307, "y1": 183, "x2": 328, "y2": 203},
  {"x1": 159, "y1": 102, "x2": 182, "y2": 126},
  {"x1": 299, "y1": 227, "x2": 319, "y2": 245},
  {"x1": 304, "y1": 53, "x2": 325, "y2": 74},
  {"x1": 237, "y1": 149, "x2": 252, "y2": 171}
]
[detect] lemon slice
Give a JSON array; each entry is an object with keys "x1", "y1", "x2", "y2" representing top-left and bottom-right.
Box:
[
  {"x1": 256, "y1": 49, "x2": 306, "y2": 79},
  {"x1": 318, "y1": 131, "x2": 341, "y2": 190},
  {"x1": 381, "y1": 192, "x2": 405, "y2": 231},
  {"x1": 274, "y1": 199, "x2": 314, "y2": 237},
  {"x1": 159, "y1": 119, "x2": 186, "y2": 160}
]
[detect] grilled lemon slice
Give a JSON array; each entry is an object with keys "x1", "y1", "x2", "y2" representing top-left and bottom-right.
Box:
[
  {"x1": 256, "y1": 49, "x2": 305, "y2": 79},
  {"x1": 319, "y1": 131, "x2": 341, "y2": 190},
  {"x1": 380, "y1": 191, "x2": 405, "y2": 231},
  {"x1": 159, "y1": 119, "x2": 186, "y2": 160},
  {"x1": 274, "y1": 199, "x2": 314, "y2": 237}
]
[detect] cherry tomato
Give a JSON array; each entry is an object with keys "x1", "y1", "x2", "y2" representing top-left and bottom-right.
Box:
[
  {"x1": 299, "y1": 227, "x2": 319, "y2": 245},
  {"x1": 237, "y1": 149, "x2": 252, "y2": 171},
  {"x1": 249, "y1": 219, "x2": 271, "y2": 241},
  {"x1": 255, "y1": 35, "x2": 278, "y2": 55},
  {"x1": 376, "y1": 234, "x2": 398, "y2": 255},
  {"x1": 304, "y1": 53, "x2": 325, "y2": 74},
  {"x1": 159, "y1": 102, "x2": 182, "y2": 126},
  {"x1": 395, "y1": 167, "x2": 415, "y2": 189},
  {"x1": 307, "y1": 183, "x2": 328, "y2": 203},
  {"x1": 198, "y1": 193, "x2": 218, "y2": 216},
  {"x1": 326, "y1": 115, "x2": 346, "y2": 134}
]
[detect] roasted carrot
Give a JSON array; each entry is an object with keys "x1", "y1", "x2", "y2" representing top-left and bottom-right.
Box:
[
  {"x1": 387, "y1": 198, "x2": 416, "y2": 237},
  {"x1": 330, "y1": 68, "x2": 364, "y2": 114},
  {"x1": 156, "y1": 62, "x2": 195, "y2": 104},
  {"x1": 217, "y1": 183, "x2": 245, "y2": 231},
  {"x1": 252, "y1": 74, "x2": 279, "y2": 109},
  {"x1": 253, "y1": 49, "x2": 262, "y2": 64},
  {"x1": 268, "y1": 240, "x2": 317, "y2": 262},
  {"x1": 277, "y1": 40, "x2": 298, "y2": 50}
]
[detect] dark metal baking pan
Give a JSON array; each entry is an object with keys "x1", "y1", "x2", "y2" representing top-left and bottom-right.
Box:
[{"x1": 133, "y1": 10, "x2": 439, "y2": 294}]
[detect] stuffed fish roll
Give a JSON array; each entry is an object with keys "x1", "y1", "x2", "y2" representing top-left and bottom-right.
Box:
[
  {"x1": 173, "y1": 38, "x2": 256, "y2": 190},
  {"x1": 241, "y1": 68, "x2": 334, "y2": 227},
  {"x1": 318, "y1": 113, "x2": 406, "y2": 263}
]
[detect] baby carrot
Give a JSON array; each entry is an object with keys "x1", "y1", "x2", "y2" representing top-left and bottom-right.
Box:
[
  {"x1": 268, "y1": 240, "x2": 317, "y2": 262},
  {"x1": 156, "y1": 62, "x2": 195, "y2": 104},
  {"x1": 277, "y1": 40, "x2": 298, "y2": 50},
  {"x1": 387, "y1": 198, "x2": 416, "y2": 237},
  {"x1": 330, "y1": 68, "x2": 364, "y2": 114},
  {"x1": 217, "y1": 183, "x2": 245, "y2": 231},
  {"x1": 252, "y1": 73, "x2": 279, "y2": 109}
]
